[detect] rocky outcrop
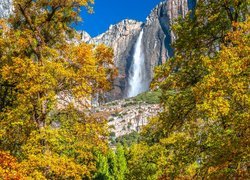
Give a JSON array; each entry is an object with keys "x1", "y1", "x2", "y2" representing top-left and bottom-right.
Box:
[
  {"x1": 80, "y1": 31, "x2": 92, "y2": 42},
  {"x1": 1, "y1": 0, "x2": 195, "y2": 101},
  {"x1": 142, "y1": 0, "x2": 189, "y2": 78},
  {"x1": 85, "y1": 0, "x2": 193, "y2": 101},
  {"x1": 93, "y1": 97, "x2": 162, "y2": 137},
  {"x1": 88, "y1": 20, "x2": 144, "y2": 101},
  {"x1": 0, "y1": 0, "x2": 13, "y2": 19}
]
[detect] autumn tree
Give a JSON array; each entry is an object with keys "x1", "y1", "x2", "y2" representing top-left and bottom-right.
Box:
[
  {"x1": 126, "y1": 143, "x2": 165, "y2": 180},
  {"x1": 128, "y1": 0, "x2": 249, "y2": 179},
  {"x1": 0, "y1": 151, "x2": 25, "y2": 179},
  {"x1": 0, "y1": 0, "x2": 116, "y2": 178}
]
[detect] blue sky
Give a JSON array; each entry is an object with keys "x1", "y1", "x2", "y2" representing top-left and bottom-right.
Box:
[{"x1": 74, "y1": 0, "x2": 163, "y2": 37}]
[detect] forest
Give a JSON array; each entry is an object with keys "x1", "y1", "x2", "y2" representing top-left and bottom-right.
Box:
[{"x1": 0, "y1": 0, "x2": 249, "y2": 179}]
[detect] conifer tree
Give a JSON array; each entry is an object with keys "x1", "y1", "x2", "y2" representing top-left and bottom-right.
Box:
[
  {"x1": 115, "y1": 144, "x2": 127, "y2": 180},
  {"x1": 94, "y1": 153, "x2": 111, "y2": 180}
]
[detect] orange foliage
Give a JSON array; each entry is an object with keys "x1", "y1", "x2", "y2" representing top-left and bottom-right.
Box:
[{"x1": 0, "y1": 151, "x2": 24, "y2": 179}]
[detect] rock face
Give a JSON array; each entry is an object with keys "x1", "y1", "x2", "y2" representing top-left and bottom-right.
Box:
[
  {"x1": 1, "y1": 0, "x2": 196, "y2": 101},
  {"x1": 85, "y1": 0, "x2": 194, "y2": 101},
  {"x1": 80, "y1": 31, "x2": 92, "y2": 42},
  {"x1": 92, "y1": 98, "x2": 162, "y2": 137},
  {"x1": 143, "y1": 0, "x2": 189, "y2": 77},
  {"x1": 88, "y1": 19, "x2": 144, "y2": 101},
  {"x1": 0, "y1": 0, "x2": 13, "y2": 19}
]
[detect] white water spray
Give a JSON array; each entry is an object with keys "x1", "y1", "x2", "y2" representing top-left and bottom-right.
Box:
[{"x1": 127, "y1": 30, "x2": 149, "y2": 98}]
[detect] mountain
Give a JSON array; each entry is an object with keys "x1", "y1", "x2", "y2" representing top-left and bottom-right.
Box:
[
  {"x1": 88, "y1": 19, "x2": 144, "y2": 101},
  {"x1": 0, "y1": 0, "x2": 196, "y2": 102},
  {"x1": 81, "y1": 0, "x2": 195, "y2": 101},
  {"x1": 85, "y1": 0, "x2": 194, "y2": 135},
  {"x1": 0, "y1": 0, "x2": 13, "y2": 19}
]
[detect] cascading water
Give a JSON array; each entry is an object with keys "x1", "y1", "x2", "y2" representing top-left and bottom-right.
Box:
[{"x1": 127, "y1": 30, "x2": 149, "y2": 98}]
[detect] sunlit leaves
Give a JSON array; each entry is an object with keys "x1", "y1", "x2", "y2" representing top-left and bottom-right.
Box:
[
  {"x1": 133, "y1": 2, "x2": 249, "y2": 179},
  {"x1": 0, "y1": 0, "x2": 116, "y2": 178},
  {"x1": 0, "y1": 151, "x2": 25, "y2": 179}
]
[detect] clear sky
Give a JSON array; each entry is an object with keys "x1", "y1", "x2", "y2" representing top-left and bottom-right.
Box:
[{"x1": 74, "y1": 0, "x2": 163, "y2": 37}]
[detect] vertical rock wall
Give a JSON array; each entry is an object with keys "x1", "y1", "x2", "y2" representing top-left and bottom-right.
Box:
[
  {"x1": 88, "y1": 20, "x2": 144, "y2": 101},
  {"x1": 142, "y1": 0, "x2": 189, "y2": 82},
  {"x1": 0, "y1": 0, "x2": 13, "y2": 19},
  {"x1": 86, "y1": 0, "x2": 192, "y2": 101},
  {"x1": 0, "y1": 0, "x2": 195, "y2": 101}
]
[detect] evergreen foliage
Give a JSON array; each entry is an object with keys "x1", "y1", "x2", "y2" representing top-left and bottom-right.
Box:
[{"x1": 94, "y1": 144, "x2": 127, "y2": 180}]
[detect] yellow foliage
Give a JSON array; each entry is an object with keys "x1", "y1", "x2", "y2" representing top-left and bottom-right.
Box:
[
  {"x1": 0, "y1": 151, "x2": 25, "y2": 179},
  {"x1": 146, "y1": 14, "x2": 250, "y2": 179},
  {"x1": 0, "y1": 0, "x2": 116, "y2": 178}
]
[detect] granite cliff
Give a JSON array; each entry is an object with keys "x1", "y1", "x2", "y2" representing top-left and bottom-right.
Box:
[
  {"x1": 0, "y1": 0, "x2": 196, "y2": 101},
  {"x1": 0, "y1": 0, "x2": 13, "y2": 19},
  {"x1": 89, "y1": 20, "x2": 143, "y2": 100},
  {"x1": 81, "y1": 0, "x2": 195, "y2": 101}
]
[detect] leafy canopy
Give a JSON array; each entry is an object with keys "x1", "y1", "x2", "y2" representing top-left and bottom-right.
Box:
[
  {"x1": 127, "y1": 0, "x2": 249, "y2": 179},
  {"x1": 0, "y1": 0, "x2": 117, "y2": 178}
]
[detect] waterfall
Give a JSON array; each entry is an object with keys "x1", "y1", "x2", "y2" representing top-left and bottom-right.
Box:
[{"x1": 127, "y1": 30, "x2": 149, "y2": 98}]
